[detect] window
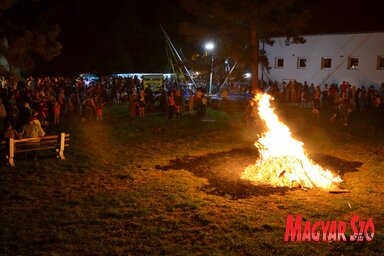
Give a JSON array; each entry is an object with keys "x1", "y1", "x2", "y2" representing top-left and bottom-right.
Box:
[
  {"x1": 275, "y1": 58, "x2": 284, "y2": 68},
  {"x1": 321, "y1": 57, "x2": 332, "y2": 69},
  {"x1": 297, "y1": 57, "x2": 307, "y2": 69},
  {"x1": 348, "y1": 57, "x2": 359, "y2": 69},
  {"x1": 377, "y1": 56, "x2": 384, "y2": 70}
]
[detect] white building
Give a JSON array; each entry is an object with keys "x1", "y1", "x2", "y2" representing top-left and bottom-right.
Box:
[{"x1": 260, "y1": 32, "x2": 384, "y2": 88}]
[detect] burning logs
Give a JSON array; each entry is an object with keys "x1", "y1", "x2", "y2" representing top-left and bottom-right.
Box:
[
  {"x1": 241, "y1": 93, "x2": 342, "y2": 190},
  {"x1": 242, "y1": 156, "x2": 313, "y2": 189}
]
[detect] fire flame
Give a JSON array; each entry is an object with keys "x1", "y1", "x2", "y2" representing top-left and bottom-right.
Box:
[{"x1": 241, "y1": 93, "x2": 342, "y2": 190}]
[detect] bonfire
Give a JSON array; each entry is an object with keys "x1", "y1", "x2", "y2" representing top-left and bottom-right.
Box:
[{"x1": 241, "y1": 93, "x2": 342, "y2": 190}]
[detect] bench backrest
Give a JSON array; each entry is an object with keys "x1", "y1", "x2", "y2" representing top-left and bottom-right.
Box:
[
  {"x1": 11, "y1": 133, "x2": 70, "y2": 153},
  {"x1": 1, "y1": 132, "x2": 70, "y2": 167}
]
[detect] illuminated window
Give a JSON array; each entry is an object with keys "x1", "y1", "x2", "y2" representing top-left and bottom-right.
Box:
[
  {"x1": 275, "y1": 58, "x2": 284, "y2": 68},
  {"x1": 348, "y1": 57, "x2": 359, "y2": 69},
  {"x1": 377, "y1": 56, "x2": 384, "y2": 70},
  {"x1": 297, "y1": 58, "x2": 307, "y2": 69},
  {"x1": 321, "y1": 57, "x2": 332, "y2": 69}
]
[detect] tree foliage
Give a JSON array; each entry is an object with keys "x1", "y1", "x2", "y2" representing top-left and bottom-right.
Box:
[
  {"x1": 0, "y1": 0, "x2": 62, "y2": 73},
  {"x1": 34, "y1": 0, "x2": 146, "y2": 75},
  {"x1": 179, "y1": 0, "x2": 310, "y2": 88},
  {"x1": 0, "y1": 0, "x2": 17, "y2": 11}
]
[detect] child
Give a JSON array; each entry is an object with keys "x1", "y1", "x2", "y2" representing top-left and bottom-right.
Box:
[
  {"x1": 312, "y1": 106, "x2": 320, "y2": 119},
  {"x1": 329, "y1": 113, "x2": 337, "y2": 123},
  {"x1": 137, "y1": 90, "x2": 146, "y2": 118},
  {"x1": 97, "y1": 101, "x2": 106, "y2": 121},
  {"x1": 175, "y1": 89, "x2": 183, "y2": 119},
  {"x1": 129, "y1": 89, "x2": 137, "y2": 118}
]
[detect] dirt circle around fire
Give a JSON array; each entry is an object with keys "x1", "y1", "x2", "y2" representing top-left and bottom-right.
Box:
[
  {"x1": 155, "y1": 147, "x2": 362, "y2": 199},
  {"x1": 156, "y1": 147, "x2": 291, "y2": 199}
]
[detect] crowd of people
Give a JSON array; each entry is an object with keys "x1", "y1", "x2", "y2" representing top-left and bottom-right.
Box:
[
  {"x1": 0, "y1": 74, "x2": 212, "y2": 142},
  {"x1": 109, "y1": 75, "x2": 208, "y2": 119},
  {"x1": 1, "y1": 74, "x2": 383, "y2": 144},
  {"x1": 263, "y1": 80, "x2": 384, "y2": 125},
  {"x1": 0, "y1": 75, "x2": 109, "y2": 142}
]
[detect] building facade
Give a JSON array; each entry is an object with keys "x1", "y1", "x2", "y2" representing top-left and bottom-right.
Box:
[{"x1": 260, "y1": 32, "x2": 384, "y2": 88}]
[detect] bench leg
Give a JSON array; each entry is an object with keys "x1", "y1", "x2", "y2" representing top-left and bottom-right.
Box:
[
  {"x1": 8, "y1": 156, "x2": 15, "y2": 167},
  {"x1": 58, "y1": 133, "x2": 66, "y2": 160},
  {"x1": 8, "y1": 138, "x2": 15, "y2": 167},
  {"x1": 57, "y1": 149, "x2": 65, "y2": 160}
]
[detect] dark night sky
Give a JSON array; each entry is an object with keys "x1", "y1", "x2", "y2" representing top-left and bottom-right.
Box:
[
  {"x1": 304, "y1": 0, "x2": 383, "y2": 34},
  {"x1": 6, "y1": 0, "x2": 384, "y2": 76}
]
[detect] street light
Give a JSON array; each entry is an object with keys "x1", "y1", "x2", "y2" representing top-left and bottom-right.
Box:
[{"x1": 205, "y1": 42, "x2": 215, "y2": 95}]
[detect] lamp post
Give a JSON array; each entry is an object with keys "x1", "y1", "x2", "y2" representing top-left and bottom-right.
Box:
[{"x1": 205, "y1": 42, "x2": 215, "y2": 95}]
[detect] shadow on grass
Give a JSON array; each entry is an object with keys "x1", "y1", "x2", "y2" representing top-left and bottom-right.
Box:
[
  {"x1": 311, "y1": 153, "x2": 363, "y2": 175},
  {"x1": 201, "y1": 179, "x2": 290, "y2": 199},
  {"x1": 155, "y1": 147, "x2": 290, "y2": 199}
]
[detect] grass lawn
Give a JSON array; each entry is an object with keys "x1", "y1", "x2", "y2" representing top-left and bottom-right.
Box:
[{"x1": 0, "y1": 102, "x2": 383, "y2": 255}]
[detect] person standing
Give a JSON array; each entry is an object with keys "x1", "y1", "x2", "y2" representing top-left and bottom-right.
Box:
[
  {"x1": 53, "y1": 101, "x2": 60, "y2": 124},
  {"x1": 201, "y1": 93, "x2": 207, "y2": 116},
  {"x1": 96, "y1": 100, "x2": 106, "y2": 121},
  {"x1": 339, "y1": 91, "x2": 351, "y2": 126},
  {"x1": 188, "y1": 93, "x2": 194, "y2": 113},
  {"x1": 174, "y1": 88, "x2": 183, "y2": 120},
  {"x1": 137, "y1": 89, "x2": 146, "y2": 118},
  {"x1": 195, "y1": 88, "x2": 203, "y2": 116},
  {"x1": 312, "y1": 85, "x2": 321, "y2": 110},
  {"x1": 167, "y1": 90, "x2": 176, "y2": 119},
  {"x1": 128, "y1": 88, "x2": 137, "y2": 119},
  {"x1": 82, "y1": 94, "x2": 95, "y2": 122}
]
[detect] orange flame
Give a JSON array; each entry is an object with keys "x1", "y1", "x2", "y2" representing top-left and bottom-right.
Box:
[{"x1": 241, "y1": 93, "x2": 342, "y2": 189}]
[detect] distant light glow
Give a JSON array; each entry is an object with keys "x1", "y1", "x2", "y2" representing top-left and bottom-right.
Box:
[
  {"x1": 78, "y1": 73, "x2": 99, "y2": 86},
  {"x1": 244, "y1": 73, "x2": 252, "y2": 79},
  {"x1": 110, "y1": 73, "x2": 175, "y2": 80},
  {"x1": 205, "y1": 42, "x2": 215, "y2": 51}
]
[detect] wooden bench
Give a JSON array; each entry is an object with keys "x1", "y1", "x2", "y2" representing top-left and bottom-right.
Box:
[{"x1": 2, "y1": 133, "x2": 70, "y2": 167}]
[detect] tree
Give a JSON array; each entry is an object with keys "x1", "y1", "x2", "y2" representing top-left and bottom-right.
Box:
[
  {"x1": 0, "y1": 0, "x2": 62, "y2": 75},
  {"x1": 34, "y1": 0, "x2": 147, "y2": 75},
  {"x1": 179, "y1": 0, "x2": 310, "y2": 89}
]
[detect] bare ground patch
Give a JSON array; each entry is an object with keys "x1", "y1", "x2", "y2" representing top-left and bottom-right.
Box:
[{"x1": 155, "y1": 147, "x2": 364, "y2": 199}]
